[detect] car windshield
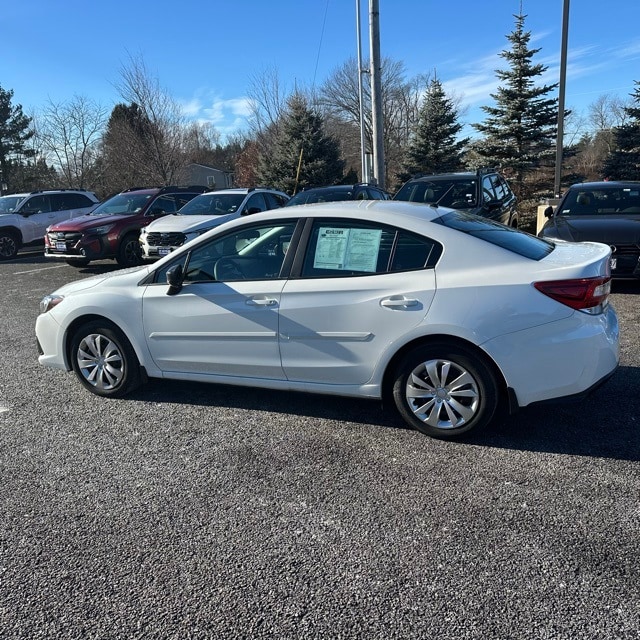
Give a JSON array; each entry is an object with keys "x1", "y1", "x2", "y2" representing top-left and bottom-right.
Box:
[
  {"x1": 89, "y1": 193, "x2": 153, "y2": 216},
  {"x1": 286, "y1": 189, "x2": 353, "y2": 205},
  {"x1": 433, "y1": 210, "x2": 554, "y2": 260},
  {"x1": 178, "y1": 193, "x2": 246, "y2": 215},
  {"x1": 0, "y1": 195, "x2": 26, "y2": 213},
  {"x1": 395, "y1": 179, "x2": 478, "y2": 208},
  {"x1": 559, "y1": 187, "x2": 640, "y2": 215}
]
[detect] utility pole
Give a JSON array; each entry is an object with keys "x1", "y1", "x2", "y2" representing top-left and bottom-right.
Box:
[
  {"x1": 356, "y1": 0, "x2": 368, "y2": 183},
  {"x1": 369, "y1": 0, "x2": 385, "y2": 189},
  {"x1": 554, "y1": 0, "x2": 570, "y2": 198}
]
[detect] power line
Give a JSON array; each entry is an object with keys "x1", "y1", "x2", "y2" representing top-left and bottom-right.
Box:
[{"x1": 312, "y1": 0, "x2": 331, "y2": 88}]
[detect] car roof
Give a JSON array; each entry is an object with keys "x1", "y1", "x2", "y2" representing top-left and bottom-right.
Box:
[
  {"x1": 567, "y1": 181, "x2": 640, "y2": 190},
  {"x1": 297, "y1": 185, "x2": 374, "y2": 193},
  {"x1": 409, "y1": 172, "x2": 477, "y2": 181},
  {"x1": 250, "y1": 199, "x2": 442, "y2": 224}
]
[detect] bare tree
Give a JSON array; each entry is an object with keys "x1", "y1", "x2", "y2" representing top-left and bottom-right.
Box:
[
  {"x1": 319, "y1": 57, "x2": 427, "y2": 188},
  {"x1": 109, "y1": 54, "x2": 192, "y2": 186},
  {"x1": 32, "y1": 96, "x2": 107, "y2": 188}
]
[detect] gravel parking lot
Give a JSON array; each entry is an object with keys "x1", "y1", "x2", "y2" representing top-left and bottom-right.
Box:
[{"x1": 1, "y1": 249, "x2": 639, "y2": 639}]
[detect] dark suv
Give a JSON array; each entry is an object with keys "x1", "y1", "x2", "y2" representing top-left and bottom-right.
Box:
[
  {"x1": 394, "y1": 169, "x2": 518, "y2": 227},
  {"x1": 44, "y1": 185, "x2": 208, "y2": 267},
  {"x1": 285, "y1": 184, "x2": 390, "y2": 206}
]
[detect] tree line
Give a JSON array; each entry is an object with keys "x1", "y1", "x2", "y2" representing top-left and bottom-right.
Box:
[{"x1": 1, "y1": 11, "x2": 639, "y2": 230}]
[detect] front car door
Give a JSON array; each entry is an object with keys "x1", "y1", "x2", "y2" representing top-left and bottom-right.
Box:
[
  {"x1": 279, "y1": 218, "x2": 441, "y2": 385},
  {"x1": 142, "y1": 220, "x2": 298, "y2": 379},
  {"x1": 16, "y1": 195, "x2": 53, "y2": 243}
]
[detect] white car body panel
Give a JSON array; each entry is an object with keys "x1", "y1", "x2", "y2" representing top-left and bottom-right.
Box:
[
  {"x1": 142, "y1": 279, "x2": 286, "y2": 378},
  {"x1": 36, "y1": 201, "x2": 620, "y2": 414}
]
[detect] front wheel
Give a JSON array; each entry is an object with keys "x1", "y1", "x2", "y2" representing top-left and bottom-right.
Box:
[
  {"x1": 392, "y1": 342, "x2": 499, "y2": 439},
  {"x1": 70, "y1": 321, "x2": 142, "y2": 397},
  {"x1": 116, "y1": 234, "x2": 143, "y2": 267},
  {"x1": 0, "y1": 231, "x2": 20, "y2": 260}
]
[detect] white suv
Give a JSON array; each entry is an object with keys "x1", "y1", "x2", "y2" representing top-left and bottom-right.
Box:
[
  {"x1": 139, "y1": 187, "x2": 289, "y2": 259},
  {"x1": 0, "y1": 189, "x2": 99, "y2": 259}
]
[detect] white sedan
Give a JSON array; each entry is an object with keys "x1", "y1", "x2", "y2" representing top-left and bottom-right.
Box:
[{"x1": 36, "y1": 201, "x2": 619, "y2": 439}]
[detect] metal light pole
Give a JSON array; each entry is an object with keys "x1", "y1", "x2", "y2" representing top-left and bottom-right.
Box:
[
  {"x1": 554, "y1": 0, "x2": 570, "y2": 198},
  {"x1": 369, "y1": 0, "x2": 385, "y2": 189}
]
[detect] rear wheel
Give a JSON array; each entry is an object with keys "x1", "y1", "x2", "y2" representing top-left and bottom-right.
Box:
[
  {"x1": 0, "y1": 231, "x2": 20, "y2": 259},
  {"x1": 70, "y1": 320, "x2": 142, "y2": 397},
  {"x1": 392, "y1": 342, "x2": 499, "y2": 439},
  {"x1": 116, "y1": 234, "x2": 143, "y2": 267}
]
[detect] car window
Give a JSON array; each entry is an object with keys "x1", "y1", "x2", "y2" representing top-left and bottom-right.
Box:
[
  {"x1": 395, "y1": 180, "x2": 478, "y2": 208},
  {"x1": 153, "y1": 221, "x2": 298, "y2": 284},
  {"x1": 367, "y1": 188, "x2": 385, "y2": 200},
  {"x1": 559, "y1": 187, "x2": 640, "y2": 215},
  {"x1": 20, "y1": 195, "x2": 50, "y2": 214},
  {"x1": 148, "y1": 195, "x2": 178, "y2": 215},
  {"x1": 482, "y1": 176, "x2": 497, "y2": 203},
  {"x1": 264, "y1": 192, "x2": 288, "y2": 209},
  {"x1": 433, "y1": 210, "x2": 553, "y2": 260},
  {"x1": 0, "y1": 195, "x2": 25, "y2": 212},
  {"x1": 491, "y1": 176, "x2": 508, "y2": 201},
  {"x1": 300, "y1": 219, "x2": 441, "y2": 278},
  {"x1": 245, "y1": 193, "x2": 268, "y2": 212},
  {"x1": 174, "y1": 193, "x2": 202, "y2": 209},
  {"x1": 91, "y1": 193, "x2": 153, "y2": 216}
]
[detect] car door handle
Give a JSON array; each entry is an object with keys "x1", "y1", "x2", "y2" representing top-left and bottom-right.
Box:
[
  {"x1": 246, "y1": 297, "x2": 278, "y2": 307},
  {"x1": 380, "y1": 296, "x2": 419, "y2": 308}
]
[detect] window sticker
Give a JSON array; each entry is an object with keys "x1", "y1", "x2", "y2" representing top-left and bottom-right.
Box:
[{"x1": 314, "y1": 227, "x2": 382, "y2": 272}]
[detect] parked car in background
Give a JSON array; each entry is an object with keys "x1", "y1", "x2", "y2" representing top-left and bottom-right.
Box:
[
  {"x1": 0, "y1": 189, "x2": 99, "y2": 259},
  {"x1": 394, "y1": 168, "x2": 518, "y2": 227},
  {"x1": 284, "y1": 184, "x2": 390, "y2": 206},
  {"x1": 44, "y1": 185, "x2": 208, "y2": 267},
  {"x1": 139, "y1": 187, "x2": 289, "y2": 260},
  {"x1": 538, "y1": 181, "x2": 640, "y2": 279},
  {"x1": 36, "y1": 201, "x2": 618, "y2": 440}
]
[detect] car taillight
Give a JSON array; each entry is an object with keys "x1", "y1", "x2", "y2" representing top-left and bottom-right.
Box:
[{"x1": 533, "y1": 276, "x2": 611, "y2": 313}]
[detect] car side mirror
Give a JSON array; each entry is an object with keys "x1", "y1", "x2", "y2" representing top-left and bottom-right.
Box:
[
  {"x1": 242, "y1": 207, "x2": 262, "y2": 216},
  {"x1": 484, "y1": 199, "x2": 501, "y2": 211},
  {"x1": 544, "y1": 205, "x2": 554, "y2": 218},
  {"x1": 166, "y1": 263, "x2": 184, "y2": 295}
]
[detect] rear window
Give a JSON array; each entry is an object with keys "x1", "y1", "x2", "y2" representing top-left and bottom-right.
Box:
[{"x1": 433, "y1": 211, "x2": 554, "y2": 261}]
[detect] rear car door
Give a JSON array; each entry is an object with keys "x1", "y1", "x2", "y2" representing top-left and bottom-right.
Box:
[{"x1": 279, "y1": 218, "x2": 441, "y2": 385}]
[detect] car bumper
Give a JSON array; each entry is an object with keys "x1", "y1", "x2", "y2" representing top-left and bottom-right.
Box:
[
  {"x1": 35, "y1": 311, "x2": 70, "y2": 371},
  {"x1": 482, "y1": 304, "x2": 620, "y2": 408}
]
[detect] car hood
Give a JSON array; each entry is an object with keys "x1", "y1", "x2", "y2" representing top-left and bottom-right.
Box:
[
  {"x1": 49, "y1": 212, "x2": 134, "y2": 231},
  {"x1": 53, "y1": 265, "x2": 151, "y2": 296},
  {"x1": 147, "y1": 213, "x2": 236, "y2": 233},
  {"x1": 550, "y1": 214, "x2": 640, "y2": 243}
]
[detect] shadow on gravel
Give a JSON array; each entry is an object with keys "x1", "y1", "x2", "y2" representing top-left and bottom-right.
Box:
[{"x1": 132, "y1": 364, "x2": 639, "y2": 462}]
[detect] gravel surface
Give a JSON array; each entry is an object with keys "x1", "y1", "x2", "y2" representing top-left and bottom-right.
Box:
[{"x1": 1, "y1": 251, "x2": 638, "y2": 639}]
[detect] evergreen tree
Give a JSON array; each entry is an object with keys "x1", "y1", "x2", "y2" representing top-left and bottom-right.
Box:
[
  {"x1": 257, "y1": 94, "x2": 344, "y2": 194},
  {"x1": 472, "y1": 12, "x2": 558, "y2": 200},
  {"x1": 398, "y1": 78, "x2": 468, "y2": 183},
  {"x1": 0, "y1": 85, "x2": 35, "y2": 193},
  {"x1": 602, "y1": 81, "x2": 640, "y2": 179}
]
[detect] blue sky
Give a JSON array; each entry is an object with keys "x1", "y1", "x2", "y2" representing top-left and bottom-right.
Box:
[{"x1": 2, "y1": 0, "x2": 640, "y2": 141}]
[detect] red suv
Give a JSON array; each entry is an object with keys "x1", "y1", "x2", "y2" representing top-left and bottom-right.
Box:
[{"x1": 44, "y1": 186, "x2": 208, "y2": 267}]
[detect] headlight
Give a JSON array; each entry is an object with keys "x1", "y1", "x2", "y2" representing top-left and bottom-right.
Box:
[
  {"x1": 39, "y1": 294, "x2": 65, "y2": 314},
  {"x1": 91, "y1": 223, "x2": 115, "y2": 235}
]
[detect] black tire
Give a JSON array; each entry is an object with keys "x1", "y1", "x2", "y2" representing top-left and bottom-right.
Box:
[
  {"x1": 70, "y1": 320, "x2": 142, "y2": 398},
  {"x1": 116, "y1": 233, "x2": 143, "y2": 267},
  {"x1": 66, "y1": 259, "x2": 91, "y2": 268},
  {"x1": 0, "y1": 230, "x2": 20, "y2": 260},
  {"x1": 392, "y1": 341, "x2": 499, "y2": 439}
]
